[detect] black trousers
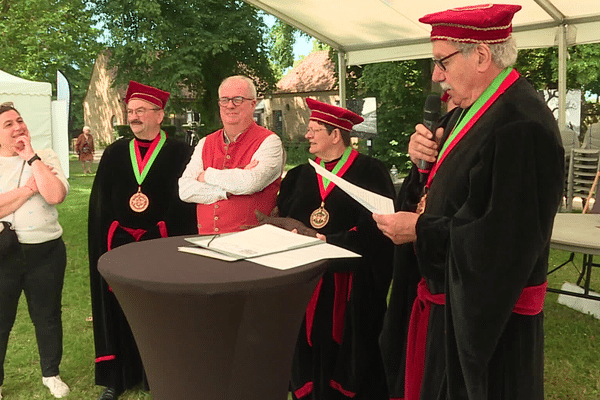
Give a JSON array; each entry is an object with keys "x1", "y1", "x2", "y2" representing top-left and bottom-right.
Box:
[{"x1": 0, "y1": 237, "x2": 66, "y2": 386}]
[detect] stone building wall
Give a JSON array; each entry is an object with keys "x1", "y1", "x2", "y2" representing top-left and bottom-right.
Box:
[
  {"x1": 82, "y1": 52, "x2": 126, "y2": 147},
  {"x1": 262, "y1": 92, "x2": 338, "y2": 140}
]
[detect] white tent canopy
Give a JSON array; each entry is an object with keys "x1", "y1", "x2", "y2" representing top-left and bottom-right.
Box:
[
  {"x1": 0, "y1": 70, "x2": 53, "y2": 150},
  {"x1": 0, "y1": 70, "x2": 70, "y2": 177},
  {"x1": 245, "y1": 0, "x2": 600, "y2": 127}
]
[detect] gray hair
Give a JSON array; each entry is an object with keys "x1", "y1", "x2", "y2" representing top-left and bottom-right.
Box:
[
  {"x1": 218, "y1": 75, "x2": 257, "y2": 99},
  {"x1": 454, "y1": 36, "x2": 518, "y2": 69}
]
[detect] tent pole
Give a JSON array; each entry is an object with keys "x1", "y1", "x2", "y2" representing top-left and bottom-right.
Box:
[
  {"x1": 338, "y1": 51, "x2": 347, "y2": 108},
  {"x1": 558, "y1": 24, "x2": 567, "y2": 131}
]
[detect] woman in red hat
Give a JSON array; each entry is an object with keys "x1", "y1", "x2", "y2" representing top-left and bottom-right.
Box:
[{"x1": 266, "y1": 98, "x2": 395, "y2": 399}]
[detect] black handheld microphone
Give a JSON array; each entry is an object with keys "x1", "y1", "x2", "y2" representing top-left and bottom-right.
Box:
[{"x1": 417, "y1": 94, "x2": 442, "y2": 172}]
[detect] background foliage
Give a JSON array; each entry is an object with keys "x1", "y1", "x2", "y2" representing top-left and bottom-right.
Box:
[
  {"x1": 0, "y1": 0, "x2": 103, "y2": 136},
  {"x1": 515, "y1": 44, "x2": 600, "y2": 134},
  {"x1": 90, "y1": 0, "x2": 276, "y2": 133}
]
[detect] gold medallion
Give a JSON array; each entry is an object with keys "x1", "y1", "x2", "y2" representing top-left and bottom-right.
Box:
[
  {"x1": 416, "y1": 193, "x2": 427, "y2": 215},
  {"x1": 129, "y1": 187, "x2": 149, "y2": 213},
  {"x1": 310, "y1": 202, "x2": 330, "y2": 229}
]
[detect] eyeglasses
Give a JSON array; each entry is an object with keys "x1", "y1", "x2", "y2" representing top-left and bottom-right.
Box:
[
  {"x1": 127, "y1": 107, "x2": 161, "y2": 117},
  {"x1": 305, "y1": 127, "x2": 328, "y2": 135},
  {"x1": 218, "y1": 96, "x2": 254, "y2": 107},
  {"x1": 432, "y1": 50, "x2": 462, "y2": 72}
]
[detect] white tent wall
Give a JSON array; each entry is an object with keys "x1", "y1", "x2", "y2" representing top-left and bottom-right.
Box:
[
  {"x1": 0, "y1": 70, "x2": 69, "y2": 177},
  {"x1": 52, "y1": 100, "x2": 70, "y2": 179},
  {"x1": 0, "y1": 70, "x2": 53, "y2": 150}
]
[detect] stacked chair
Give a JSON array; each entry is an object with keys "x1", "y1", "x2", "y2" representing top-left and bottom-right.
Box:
[{"x1": 564, "y1": 127, "x2": 600, "y2": 212}]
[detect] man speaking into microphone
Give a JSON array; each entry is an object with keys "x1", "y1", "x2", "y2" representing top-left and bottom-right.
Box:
[{"x1": 373, "y1": 4, "x2": 564, "y2": 400}]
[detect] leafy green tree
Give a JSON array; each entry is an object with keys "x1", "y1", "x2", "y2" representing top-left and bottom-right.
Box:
[
  {"x1": 359, "y1": 59, "x2": 432, "y2": 171},
  {"x1": 330, "y1": 47, "x2": 432, "y2": 171},
  {"x1": 268, "y1": 19, "x2": 295, "y2": 80},
  {"x1": 515, "y1": 44, "x2": 600, "y2": 132},
  {"x1": 92, "y1": 0, "x2": 276, "y2": 133},
  {"x1": 0, "y1": 0, "x2": 103, "y2": 135}
]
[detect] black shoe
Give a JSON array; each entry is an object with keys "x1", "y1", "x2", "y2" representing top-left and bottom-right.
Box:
[{"x1": 97, "y1": 387, "x2": 119, "y2": 400}]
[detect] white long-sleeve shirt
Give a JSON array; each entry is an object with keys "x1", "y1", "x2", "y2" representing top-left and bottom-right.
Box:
[
  {"x1": 0, "y1": 149, "x2": 69, "y2": 243},
  {"x1": 179, "y1": 131, "x2": 284, "y2": 205}
]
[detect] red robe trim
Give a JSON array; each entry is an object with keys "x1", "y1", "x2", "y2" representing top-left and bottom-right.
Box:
[
  {"x1": 306, "y1": 279, "x2": 323, "y2": 346},
  {"x1": 107, "y1": 220, "x2": 167, "y2": 251},
  {"x1": 330, "y1": 379, "x2": 357, "y2": 397},
  {"x1": 405, "y1": 278, "x2": 548, "y2": 400},
  {"x1": 294, "y1": 381, "x2": 314, "y2": 398},
  {"x1": 332, "y1": 272, "x2": 353, "y2": 344},
  {"x1": 95, "y1": 355, "x2": 116, "y2": 363}
]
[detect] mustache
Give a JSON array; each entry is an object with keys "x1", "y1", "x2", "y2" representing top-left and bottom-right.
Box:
[
  {"x1": 130, "y1": 120, "x2": 143, "y2": 125},
  {"x1": 440, "y1": 82, "x2": 452, "y2": 91}
]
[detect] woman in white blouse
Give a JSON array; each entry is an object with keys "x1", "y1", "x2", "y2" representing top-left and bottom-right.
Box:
[{"x1": 0, "y1": 102, "x2": 70, "y2": 399}]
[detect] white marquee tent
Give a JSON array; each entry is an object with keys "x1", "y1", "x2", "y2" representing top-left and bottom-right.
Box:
[
  {"x1": 0, "y1": 70, "x2": 53, "y2": 150},
  {"x1": 0, "y1": 70, "x2": 69, "y2": 177},
  {"x1": 244, "y1": 0, "x2": 600, "y2": 128}
]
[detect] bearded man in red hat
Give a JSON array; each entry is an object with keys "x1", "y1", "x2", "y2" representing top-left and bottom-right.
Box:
[
  {"x1": 88, "y1": 81, "x2": 197, "y2": 400},
  {"x1": 259, "y1": 97, "x2": 395, "y2": 399},
  {"x1": 373, "y1": 4, "x2": 564, "y2": 400}
]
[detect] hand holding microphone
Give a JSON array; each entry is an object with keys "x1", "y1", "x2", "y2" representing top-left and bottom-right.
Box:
[{"x1": 415, "y1": 94, "x2": 442, "y2": 172}]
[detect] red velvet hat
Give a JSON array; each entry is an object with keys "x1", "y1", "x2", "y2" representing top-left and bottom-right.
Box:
[
  {"x1": 419, "y1": 4, "x2": 522, "y2": 44},
  {"x1": 306, "y1": 98, "x2": 363, "y2": 132},
  {"x1": 125, "y1": 81, "x2": 170, "y2": 109}
]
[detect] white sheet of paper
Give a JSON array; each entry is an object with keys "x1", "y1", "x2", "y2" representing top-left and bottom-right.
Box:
[
  {"x1": 184, "y1": 224, "x2": 323, "y2": 259},
  {"x1": 247, "y1": 242, "x2": 361, "y2": 270},
  {"x1": 308, "y1": 158, "x2": 395, "y2": 214},
  {"x1": 177, "y1": 246, "x2": 239, "y2": 261},
  {"x1": 178, "y1": 242, "x2": 361, "y2": 270}
]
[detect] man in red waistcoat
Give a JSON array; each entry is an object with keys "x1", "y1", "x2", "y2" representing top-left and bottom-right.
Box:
[
  {"x1": 373, "y1": 4, "x2": 564, "y2": 400},
  {"x1": 179, "y1": 75, "x2": 284, "y2": 234}
]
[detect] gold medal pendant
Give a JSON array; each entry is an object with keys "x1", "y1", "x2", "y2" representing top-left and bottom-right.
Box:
[
  {"x1": 416, "y1": 192, "x2": 427, "y2": 215},
  {"x1": 310, "y1": 202, "x2": 330, "y2": 229},
  {"x1": 130, "y1": 186, "x2": 149, "y2": 213}
]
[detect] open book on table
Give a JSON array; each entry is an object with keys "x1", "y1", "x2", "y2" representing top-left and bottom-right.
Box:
[
  {"x1": 179, "y1": 224, "x2": 361, "y2": 269},
  {"x1": 183, "y1": 224, "x2": 324, "y2": 260}
]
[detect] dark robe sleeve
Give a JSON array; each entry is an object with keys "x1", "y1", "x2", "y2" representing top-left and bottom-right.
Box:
[
  {"x1": 379, "y1": 109, "x2": 461, "y2": 398},
  {"x1": 378, "y1": 182, "x2": 422, "y2": 398},
  {"x1": 162, "y1": 141, "x2": 197, "y2": 236},
  {"x1": 415, "y1": 120, "x2": 564, "y2": 397},
  {"x1": 88, "y1": 144, "x2": 118, "y2": 357},
  {"x1": 324, "y1": 159, "x2": 396, "y2": 259},
  {"x1": 276, "y1": 165, "x2": 301, "y2": 216}
]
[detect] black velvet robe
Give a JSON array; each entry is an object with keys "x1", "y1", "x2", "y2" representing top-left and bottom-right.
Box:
[
  {"x1": 88, "y1": 135, "x2": 197, "y2": 393},
  {"x1": 278, "y1": 152, "x2": 395, "y2": 400},
  {"x1": 381, "y1": 76, "x2": 564, "y2": 400}
]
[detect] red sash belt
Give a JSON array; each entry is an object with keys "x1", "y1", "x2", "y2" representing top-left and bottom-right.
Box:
[
  {"x1": 107, "y1": 220, "x2": 168, "y2": 251},
  {"x1": 404, "y1": 278, "x2": 547, "y2": 400}
]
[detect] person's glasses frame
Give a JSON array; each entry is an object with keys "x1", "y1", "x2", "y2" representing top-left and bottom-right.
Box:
[
  {"x1": 432, "y1": 50, "x2": 462, "y2": 72},
  {"x1": 305, "y1": 127, "x2": 328, "y2": 135},
  {"x1": 127, "y1": 107, "x2": 161, "y2": 117},
  {"x1": 218, "y1": 96, "x2": 254, "y2": 107}
]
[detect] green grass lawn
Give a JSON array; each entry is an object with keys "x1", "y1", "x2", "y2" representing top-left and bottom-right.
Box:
[{"x1": 1, "y1": 157, "x2": 599, "y2": 399}]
